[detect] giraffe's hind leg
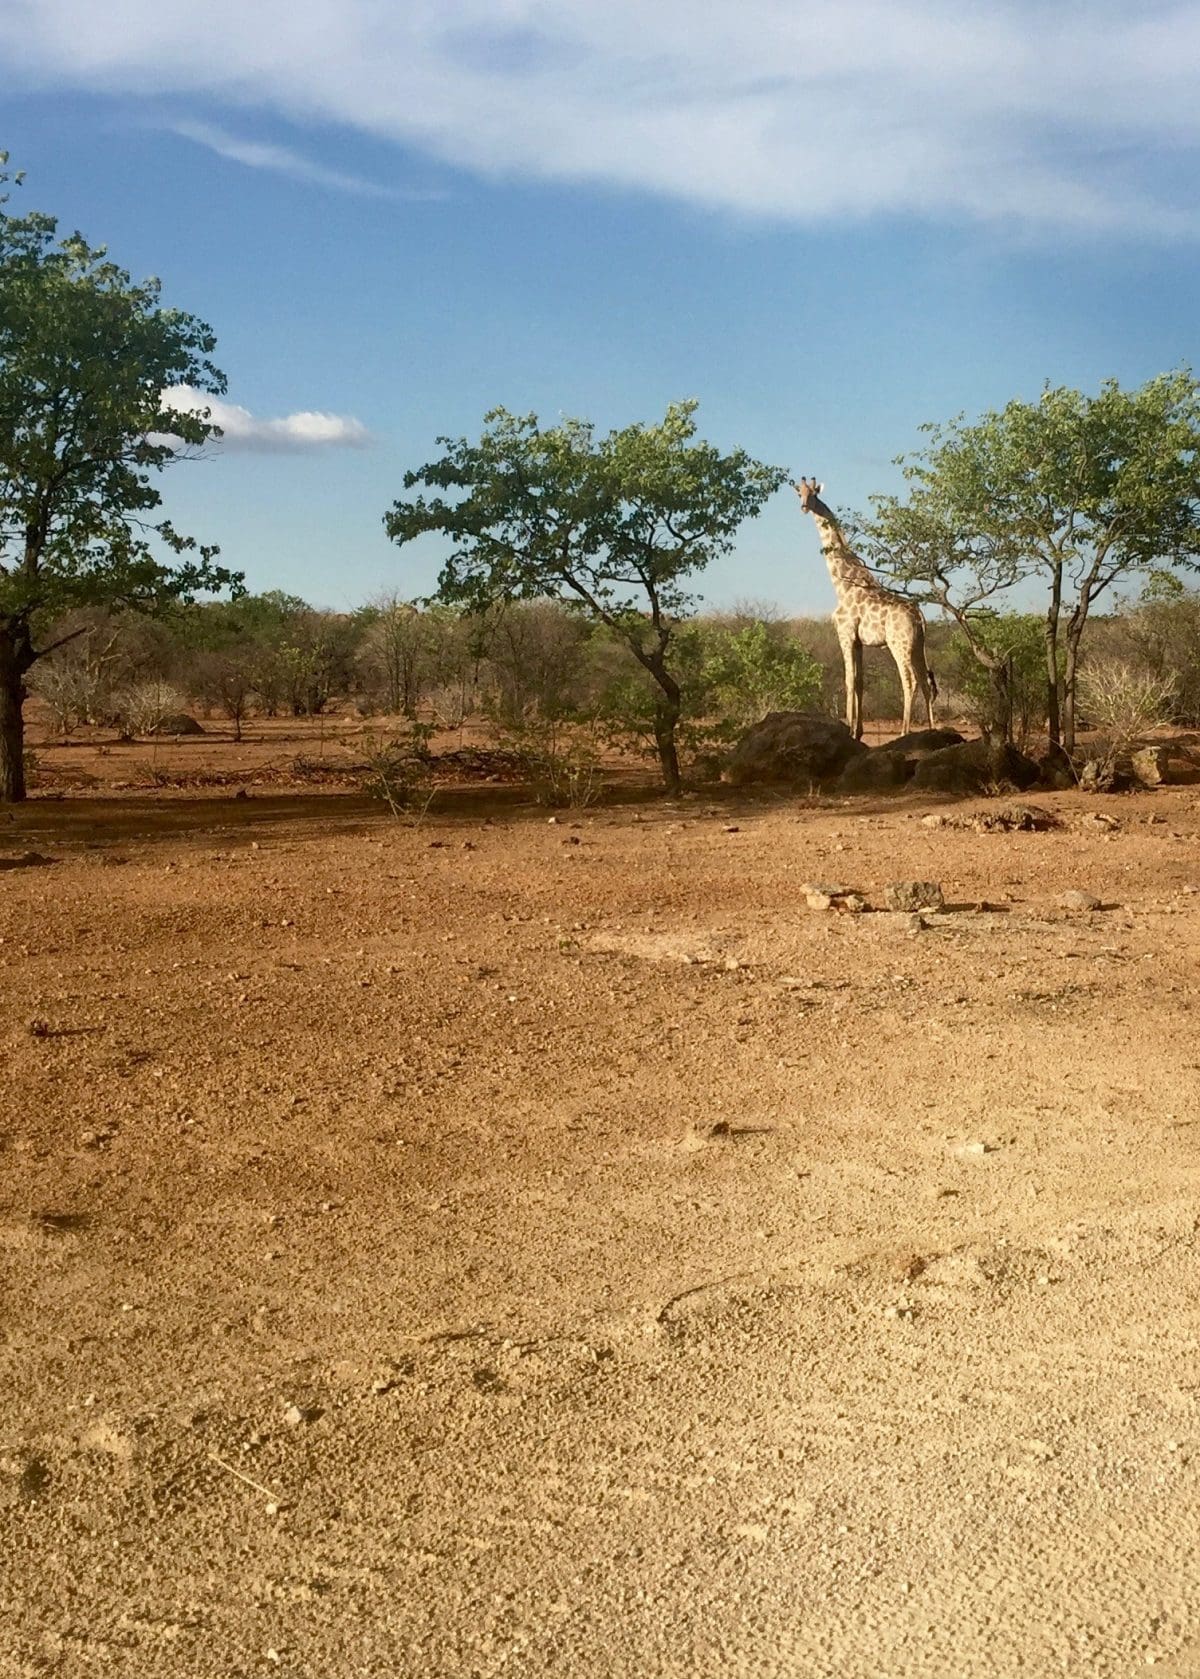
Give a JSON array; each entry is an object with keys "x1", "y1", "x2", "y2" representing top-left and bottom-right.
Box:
[
  {"x1": 839, "y1": 634, "x2": 861, "y2": 739},
  {"x1": 851, "y1": 639, "x2": 865, "y2": 739}
]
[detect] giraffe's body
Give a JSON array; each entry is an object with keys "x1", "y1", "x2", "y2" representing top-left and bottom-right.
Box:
[{"x1": 794, "y1": 479, "x2": 936, "y2": 739}]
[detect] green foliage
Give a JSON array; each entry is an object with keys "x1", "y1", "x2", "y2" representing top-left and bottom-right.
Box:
[
  {"x1": 942, "y1": 613, "x2": 1051, "y2": 745},
  {"x1": 1097, "y1": 579, "x2": 1200, "y2": 724},
  {"x1": 699, "y1": 620, "x2": 822, "y2": 729},
  {"x1": 0, "y1": 177, "x2": 238, "y2": 624},
  {"x1": 860, "y1": 371, "x2": 1200, "y2": 748},
  {"x1": 0, "y1": 155, "x2": 241, "y2": 796},
  {"x1": 384, "y1": 401, "x2": 785, "y2": 789},
  {"x1": 594, "y1": 617, "x2": 822, "y2": 772}
]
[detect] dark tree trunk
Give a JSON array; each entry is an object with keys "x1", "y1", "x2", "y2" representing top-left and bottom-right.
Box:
[
  {"x1": 645, "y1": 654, "x2": 682, "y2": 794},
  {"x1": 0, "y1": 621, "x2": 34, "y2": 803},
  {"x1": 653, "y1": 703, "x2": 682, "y2": 794},
  {"x1": 983, "y1": 655, "x2": 1014, "y2": 744},
  {"x1": 1063, "y1": 631, "x2": 1083, "y2": 754}
]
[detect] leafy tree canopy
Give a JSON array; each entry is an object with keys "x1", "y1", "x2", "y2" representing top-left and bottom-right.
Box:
[
  {"x1": 858, "y1": 371, "x2": 1200, "y2": 748},
  {"x1": 384, "y1": 401, "x2": 785, "y2": 788},
  {"x1": 0, "y1": 153, "x2": 242, "y2": 796}
]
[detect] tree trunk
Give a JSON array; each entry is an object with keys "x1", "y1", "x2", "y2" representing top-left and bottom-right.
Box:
[
  {"x1": 0, "y1": 622, "x2": 33, "y2": 803},
  {"x1": 645, "y1": 655, "x2": 682, "y2": 793},
  {"x1": 985, "y1": 655, "x2": 1014, "y2": 744},
  {"x1": 1044, "y1": 617, "x2": 1062, "y2": 750},
  {"x1": 1062, "y1": 632, "x2": 1082, "y2": 754},
  {"x1": 1044, "y1": 565, "x2": 1063, "y2": 750},
  {"x1": 653, "y1": 702, "x2": 681, "y2": 793}
]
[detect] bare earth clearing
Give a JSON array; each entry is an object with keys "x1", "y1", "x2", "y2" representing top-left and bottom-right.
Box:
[{"x1": 4, "y1": 719, "x2": 1200, "y2": 1677}]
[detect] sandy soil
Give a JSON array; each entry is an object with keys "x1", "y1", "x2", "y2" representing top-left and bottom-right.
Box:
[{"x1": 4, "y1": 724, "x2": 1200, "y2": 1676}]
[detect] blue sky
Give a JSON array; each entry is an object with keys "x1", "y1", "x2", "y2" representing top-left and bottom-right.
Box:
[{"x1": 2, "y1": 1, "x2": 1199, "y2": 615}]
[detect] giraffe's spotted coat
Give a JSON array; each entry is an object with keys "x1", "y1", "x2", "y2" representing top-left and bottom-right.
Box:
[{"x1": 795, "y1": 479, "x2": 936, "y2": 740}]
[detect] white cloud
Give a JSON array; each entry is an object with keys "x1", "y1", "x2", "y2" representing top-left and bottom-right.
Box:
[
  {"x1": 171, "y1": 119, "x2": 443, "y2": 200},
  {"x1": 2, "y1": 0, "x2": 1200, "y2": 234},
  {"x1": 162, "y1": 385, "x2": 372, "y2": 451}
]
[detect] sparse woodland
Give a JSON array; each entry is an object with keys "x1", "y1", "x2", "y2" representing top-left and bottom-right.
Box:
[{"x1": 24, "y1": 585, "x2": 1200, "y2": 775}]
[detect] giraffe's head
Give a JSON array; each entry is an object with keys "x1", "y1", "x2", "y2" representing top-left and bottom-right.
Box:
[{"x1": 793, "y1": 477, "x2": 825, "y2": 512}]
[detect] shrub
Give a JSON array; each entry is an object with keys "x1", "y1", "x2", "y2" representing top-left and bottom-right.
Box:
[
  {"x1": 357, "y1": 726, "x2": 435, "y2": 816},
  {"x1": 116, "y1": 679, "x2": 188, "y2": 736}
]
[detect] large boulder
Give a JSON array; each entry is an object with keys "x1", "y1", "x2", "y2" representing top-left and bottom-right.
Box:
[
  {"x1": 838, "y1": 751, "x2": 913, "y2": 793},
  {"x1": 882, "y1": 728, "x2": 966, "y2": 756},
  {"x1": 1130, "y1": 744, "x2": 1175, "y2": 787},
  {"x1": 147, "y1": 712, "x2": 205, "y2": 736},
  {"x1": 837, "y1": 727, "x2": 966, "y2": 792},
  {"x1": 910, "y1": 738, "x2": 1041, "y2": 795},
  {"x1": 724, "y1": 712, "x2": 866, "y2": 787}
]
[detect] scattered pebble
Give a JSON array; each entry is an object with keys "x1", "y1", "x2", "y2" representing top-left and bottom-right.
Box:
[{"x1": 1058, "y1": 890, "x2": 1102, "y2": 910}]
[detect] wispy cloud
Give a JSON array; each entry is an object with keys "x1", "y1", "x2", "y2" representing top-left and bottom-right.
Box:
[
  {"x1": 3, "y1": 1, "x2": 1200, "y2": 235},
  {"x1": 162, "y1": 385, "x2": 373, "y2": 451},
  {"x1": 170, "y1": 119, "x2": 442, "y2": 201}
]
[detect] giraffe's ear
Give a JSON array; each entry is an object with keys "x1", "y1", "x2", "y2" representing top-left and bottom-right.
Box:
[{"x1": 816, "y1": 482, "x2": 824, "y2": 495}]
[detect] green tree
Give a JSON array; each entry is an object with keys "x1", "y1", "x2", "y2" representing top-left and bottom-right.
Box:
[
  {"x1": 860, "y1": 373, "x2": 1200, "y2": 752},
  {"x1": 699, "y1": 619, "x2": 822, "y2": 731},
  {"x1": 0, "y1": 157, "x2": 240, "y2": 799},
  {"x1": 383, "y1": 402, "x2": 785, "y2": 790},
  {"x1": 942, "y1": 612, "x2": 1052, "y2": 746}
]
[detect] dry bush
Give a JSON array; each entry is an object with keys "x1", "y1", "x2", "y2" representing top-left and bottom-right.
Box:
[
  {"x1": 1077, "y1": 660, "x2": 1176, "y2": 745},
  {"x1": 1076, "y1": 659, "x2": 1176, "y2": 785},
  {"x1": 356, "y1": 727, "x2": 436, "y2": 817},
  {"x1": 493, "y1": 715, "x2": 605, "y2": 808},
  {"x1": 28, "y1": 661, "x2": 98, "y2": 736},
  {"x1": 116, "y1": 679, "x2": 189, "y2": 737}
]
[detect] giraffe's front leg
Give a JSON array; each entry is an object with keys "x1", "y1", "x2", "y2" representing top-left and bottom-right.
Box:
[
  {"x1": 851, "y1": 639, "x2": 865, "y2": 740},
  {"x1": 840, "y1": 637, "x2": 859, "y2": 738}
]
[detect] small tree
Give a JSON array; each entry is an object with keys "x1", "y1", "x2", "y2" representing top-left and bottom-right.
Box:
[
  {"x1": 861, "y1": 373, "x2": 1200, "y2": 752},
  {"x1": 384, "y1": 402, "x2": 785, "y2": 791},
  {"x1": 0, "y1": 157, "x2": 240, "y2": 798},
  {"x1": 355, "y1": 592, "x2": 428, "y2": 716},
  {"x1": 190, "y1": 647, "x2": 256, "y2": 739},
  {"x1": 698, "y1": 619, "x2": 822, "y2": 731},
  {"x1": 942, "y1": 612, "x2": 1052, "y2": 745},
  {"x1": 1117, "y1": 572, "x2": 1200, "y2": 725}
]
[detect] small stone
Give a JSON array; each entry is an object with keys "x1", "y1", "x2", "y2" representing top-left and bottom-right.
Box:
[
  {"x1": 282, "y1": 1403, "x2": 317, "y2": 1427},
  {"x1": 27, "y1": 1018, "x2": 51, "y2": 1038},
  {"x1": 1058, "y1": 890, "x2": 1101, "y2": 911},
  {"x1": 885, "y1": 881, "x2": 944, "y2": 912},
  {"x1": 955, "y1": 1140, "x2": 993, "y2": 1159}
]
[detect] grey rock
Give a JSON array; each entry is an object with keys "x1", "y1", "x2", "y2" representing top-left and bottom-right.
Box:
[
  {"x1": 884, "y1": 880, "x2": 945, "y2": 912},
  {"x1": 1058, "y1": 889, "x2": 1102, "y2": 910},
  {"x1": 1130, "y1": 744, "x2": 1174, "y2": 787},
  {"x1": 910, "y1": 739, "x2": 1041, "y2": 795},
  {"x1": 724, "y1": 712, "x2": 866, "y2": 787}
]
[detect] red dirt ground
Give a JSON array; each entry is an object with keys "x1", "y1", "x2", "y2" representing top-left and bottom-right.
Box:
[{"x1": 4, "y1": 714, "x2": 1200, "y2": 1676}]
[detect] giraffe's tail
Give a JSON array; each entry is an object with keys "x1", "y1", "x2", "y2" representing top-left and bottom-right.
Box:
[{"x1": 927, "y1": 666, "x2": 938, "y2": 700}]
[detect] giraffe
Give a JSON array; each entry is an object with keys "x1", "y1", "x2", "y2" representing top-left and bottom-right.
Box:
[{"x1": 794, "y1": 477, "x2": 936, "y2": 740}]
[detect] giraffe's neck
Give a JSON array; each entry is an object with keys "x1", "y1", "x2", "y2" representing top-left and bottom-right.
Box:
[{"x1": 807, "y1": 498, "x2": 872, "y2": 598}]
